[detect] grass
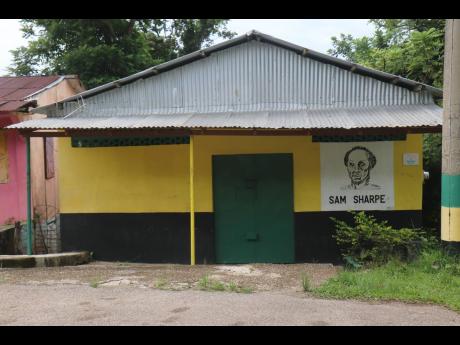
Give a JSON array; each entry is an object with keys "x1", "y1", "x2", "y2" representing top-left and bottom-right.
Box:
[
  {"x1": 154, "y1": 278, "x2": 169, "y2": 290},
  {"x1": 301, "y1": 274, "x2": 312, "y2": 292},
  {"x1": 198, "y1": 275, "x2": 226, "y2": 291},
  {"x1": 116, "y1": 262, "x2": 131, "y2": 267},
  {"x1": 198, "y1": 275, "x2": 253, "y2": 293},
  {"x1": 89, "y1": 278, "x2": 101, "y2": 288},
  {"x1": 312, "y1": 248, "x2": 460, "y2": 312}
]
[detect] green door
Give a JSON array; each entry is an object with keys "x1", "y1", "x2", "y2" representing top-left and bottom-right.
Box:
[{"x1": 213, "y1": 154, "x2": 294, "y2": 263}]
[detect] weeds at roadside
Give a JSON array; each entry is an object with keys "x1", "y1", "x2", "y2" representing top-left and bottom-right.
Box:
[
  {"x1": 228, "y1": 281, "x2": 253, "y2": 293},
  {"x1": 302, "y1": 274, "x2": 312, "y2": 292},
  {"x1": 198, "y1": 275, "x2": 225, "y2": 291},
  {"x1": 198, "y1": 275, "x2": 253, "y2": 293},
  {"x1": 228, "y1": 281, "x2": 239, "y2": 292},
  {"x1": 237, "y1": 286, "x2": 254, "y2": 294},
  {"x1": 154, "y1": 278, "x2": 169, "y2": 290},
  {"x1": 116, "y1": 262, "x2": 131, "y2": 267},
  {"x1": 89, "y1": 278, "x2": 100, "y2": 288}
]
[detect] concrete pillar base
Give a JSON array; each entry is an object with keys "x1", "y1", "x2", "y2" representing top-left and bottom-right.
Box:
[{"x1": 441, "y1": 241, "x2": 460, "y2": 255}]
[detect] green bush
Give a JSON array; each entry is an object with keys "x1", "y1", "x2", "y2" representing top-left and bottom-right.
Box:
[{"x1": 331, "y1": 211, "x2": 431, "y2": 267}]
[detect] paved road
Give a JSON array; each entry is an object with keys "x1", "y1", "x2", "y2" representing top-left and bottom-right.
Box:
[{"x1": 0, "y1": 284, "x2": 459, "y2": 325}]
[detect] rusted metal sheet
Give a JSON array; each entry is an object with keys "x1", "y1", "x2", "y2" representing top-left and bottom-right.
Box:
[
  {"x1": 0, "y1": 76, "x2": 61, "y2": 113},
  {"x1": 0, "y1": 100, "x2": 31, "y2": 112}
]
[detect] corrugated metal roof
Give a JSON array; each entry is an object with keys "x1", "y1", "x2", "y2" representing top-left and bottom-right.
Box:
[
  {"x1": 37, "y1": 40, "x2": 437, "y2": 121},
  {"x1": 9, "y1": 104, "x2": 442, "y2": 130},
  {"x1": 31, "y1": 30, "x2": 442, "y2": 116},
  {"x1": 0, "y1": 100, "x2": 32, "y2": 112},
  {"x1": 0, "y1": 76, "x2": 61, "y2": 112},
  {"x1": 13, "y1": 31, "x2": 442, "y2": 133}
]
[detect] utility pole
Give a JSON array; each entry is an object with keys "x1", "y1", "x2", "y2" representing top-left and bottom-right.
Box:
[{"x1": 441, "y1": 19, "x2": 460, "y2": 251}]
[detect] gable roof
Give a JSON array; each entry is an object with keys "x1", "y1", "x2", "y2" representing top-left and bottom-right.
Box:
[
  {"x1": 9, "y1": 30, "x2": 442, "y2": 132},
  {"x1": 0, "y1": 76, "x2": 61, "y2": 112},
  {"x1": 32, "y1": 30, "x2": 442, "y2": 113}
]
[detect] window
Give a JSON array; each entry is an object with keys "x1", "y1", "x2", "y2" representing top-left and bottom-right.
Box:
[
  {"x1": 0, "y1": 130, "x2": 8, "y2": 183},
  {"x1": 71, "y1": 136, "x2": 190, "y2": 147},
  {"x1": 44, "y1": 137, "x2": 55, "y2": 179}
]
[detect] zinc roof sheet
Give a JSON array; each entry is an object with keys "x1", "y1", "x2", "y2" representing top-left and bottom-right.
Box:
[
  {"x1": 32, "y1": 30, "x2": 442, "y2": 111},
  {"x1": 8, "y1": 104, "x2": 442, "y2": 131}
]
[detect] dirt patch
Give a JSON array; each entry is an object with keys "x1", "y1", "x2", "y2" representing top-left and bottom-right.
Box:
[
  {"x1": 0, "y1": 261, "x2": 340, "y2": 293},
  {"x1": 215, "y1": 265, "x2": 264, "y2": 276}
]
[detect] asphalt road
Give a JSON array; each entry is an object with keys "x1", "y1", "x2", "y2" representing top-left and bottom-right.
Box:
[{"x1": 0, "y1": 284, "x2": 459, "y2": 326}]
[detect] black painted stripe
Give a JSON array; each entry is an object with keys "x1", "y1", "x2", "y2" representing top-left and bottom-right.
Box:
[
  {"x1": 295, "y1": 210, "x2": 422, "y2": 264},
  {"x1": 60, "y1": 210, "x2": 422, "y2": 264},
  {"x1": 441, "y1": 241, "x2": 460, "y2": 254},
  {"x1": 60, "y1": 213, "x2": 213, "y2": 264}
]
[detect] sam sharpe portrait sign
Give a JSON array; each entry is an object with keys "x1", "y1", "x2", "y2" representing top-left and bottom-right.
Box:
[{"x1": 320, "y1": 142, "x2": 395, "y2": 211}]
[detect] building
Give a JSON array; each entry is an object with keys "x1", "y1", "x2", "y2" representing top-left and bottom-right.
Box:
[
  {"x1": 8, "y1": 31, "x2": 443, "y2": 263},
  {"x1": 0, "y1": 75, "x2": 84, "y2": 253}
]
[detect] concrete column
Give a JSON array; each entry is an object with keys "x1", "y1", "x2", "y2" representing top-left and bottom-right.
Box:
[{"x1": 441, "y1": 19, "x2": 460, "y2": 250}]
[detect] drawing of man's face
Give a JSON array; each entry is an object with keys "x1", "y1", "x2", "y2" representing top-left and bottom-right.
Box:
[
  {"x1": 347, "y1": 149, "x2": 371, "y2": 184},
  {"x1": 344, "y1": 146, "x2": 377, "y2": 187}
]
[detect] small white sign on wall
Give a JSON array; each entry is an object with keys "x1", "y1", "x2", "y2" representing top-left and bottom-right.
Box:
[
  {"x1": 320, "y1": 141, "x2": 395, "y2": 211},
  {"x1": 403, "y1": 153, "x2": 419, "y2": 166}
]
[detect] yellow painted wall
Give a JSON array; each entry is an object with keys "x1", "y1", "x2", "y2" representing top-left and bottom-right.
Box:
[
  {"x1": 394, "y1": 134, "x2": 424, "y2": 210},
  {"x1": 58, "y1": 138, "x2": 189, "y2": 213},
  {"x1": 58, "y1": 134, "x2": 423, "y2": 213},
  {"x1": 194, "y1": 135, "x2": 320, "y2": 212}
]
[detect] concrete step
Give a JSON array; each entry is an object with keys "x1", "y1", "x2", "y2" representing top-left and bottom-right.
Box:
[{"x1": 0, "y1": 251, "x2": 91, "y2": 268}]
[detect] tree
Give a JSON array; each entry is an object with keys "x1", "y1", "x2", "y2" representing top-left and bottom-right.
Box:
[
  {"x1": 9, "y1": 19, "x2": 235, "y2": 89},
  {"x1": 329, "y1": 20, "x2": 445, "y2": 88},
  {"x1": 329, "y1": 19, "x2": 446, "y2": 230}
]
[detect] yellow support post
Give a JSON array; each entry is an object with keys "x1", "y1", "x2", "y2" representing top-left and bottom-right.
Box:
[{"x1": 189, "y1": 135, "x2": 196, "y2": 265}]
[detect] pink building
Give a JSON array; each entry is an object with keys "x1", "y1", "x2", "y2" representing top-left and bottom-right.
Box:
[{"x1": 0, "y1": 76, "x2": 84, "y2": 253}]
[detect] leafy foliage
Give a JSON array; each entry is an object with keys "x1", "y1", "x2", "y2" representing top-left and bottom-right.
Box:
[
  {"x1": 331, "y1": 211, "x2": 431, "y2": 266},
  {"x1": 8, "y1": 19, "x2": 236, "y2": 89},
  {"x1": 329, "y1": 19, "x2": 445, "y2": 88}
]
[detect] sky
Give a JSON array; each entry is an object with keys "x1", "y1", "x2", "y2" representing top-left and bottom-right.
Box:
[{"x1": 0, "y1": 19, "x2": 375, "y2": 75}]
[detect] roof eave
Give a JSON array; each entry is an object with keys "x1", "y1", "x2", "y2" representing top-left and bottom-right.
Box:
[{"x1": 0, "y1": 99, "x2": 38, "y2": 113}]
